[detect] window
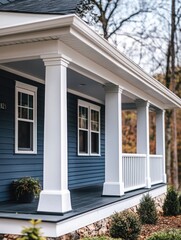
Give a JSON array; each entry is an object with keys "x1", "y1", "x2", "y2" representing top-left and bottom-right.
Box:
[
  {"x1": 78, "y1": 100, "x2": 100, "y2": 156},
  {"x1": 15, "y1": 82, "x2": 37, "y2": 154}
]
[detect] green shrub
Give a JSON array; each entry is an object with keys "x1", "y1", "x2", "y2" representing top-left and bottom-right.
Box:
[
  {"x1": 17, "y1": 219, "x2": 46, "y2": 240},
  {"x1": 110, "y1": 211, "x2": 141, "y2": 240},
  {"x1": 137, "y1": 194, "x2": 158, "y2": 224},
  {"x1": 146, "y1": 229, "x2": 181, "y2": 240},
  {"x1": 163, "y1": 186, "x2": 180, "y2": 216}
]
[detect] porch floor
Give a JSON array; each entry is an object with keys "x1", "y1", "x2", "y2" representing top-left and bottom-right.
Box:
[{"x1": 0, "y1": 184, "x2": 165, "y2": 223}]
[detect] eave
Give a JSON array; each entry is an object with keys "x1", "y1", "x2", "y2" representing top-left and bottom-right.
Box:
[{"x1": 0, "y1": 13, "x2": 180, "y2": 109}]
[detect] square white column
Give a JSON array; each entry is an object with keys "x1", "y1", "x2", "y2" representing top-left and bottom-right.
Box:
[
  {"x1": 136, "y1": 100, "x2": 151, "y2": 188},
  {"x1": 102, "y1": 84, "x2": 124, "y2": 196},
  {"x1": 37, "y1": 55, "x2": 72, "y2": 213},
  {"x1": 156, "y1": 109, "x2": 167, "y2": 183}
]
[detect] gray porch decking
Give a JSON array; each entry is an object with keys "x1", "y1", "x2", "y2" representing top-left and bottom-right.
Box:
[{"x1": 0, "y1": 184, "x2": 165, "y2": 223}]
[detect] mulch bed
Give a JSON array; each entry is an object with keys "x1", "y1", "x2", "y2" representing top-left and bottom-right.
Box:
[{"x1": 139, "y1": 214, "x2": 181, "y2": 239}]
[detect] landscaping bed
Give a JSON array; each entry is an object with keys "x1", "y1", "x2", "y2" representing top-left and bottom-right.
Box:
[{"x1": 139, "y1": 214, "x2": 181, "y2": 239}]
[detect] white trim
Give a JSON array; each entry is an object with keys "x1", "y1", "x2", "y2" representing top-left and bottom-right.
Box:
[
  {"x1": 78, "y1": 99, "x2": 101, "y2": 156},
  {"x1": 0, "y1": 64, "x2": 45, "y2": 84},
  {"x1": 16, "y1": 81, "x2": 38, "y2": 92},
  {"x1": 15, "y1": 81, "x2": 37, "y2": 154}
]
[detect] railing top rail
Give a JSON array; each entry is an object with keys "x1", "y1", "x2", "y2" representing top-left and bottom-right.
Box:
[
  {"x1": 149, "y1": 154, "x2": 163, "y2": 158},
  {"x1": 122, "y1": 153, "x2": 146, "y2": 157}
]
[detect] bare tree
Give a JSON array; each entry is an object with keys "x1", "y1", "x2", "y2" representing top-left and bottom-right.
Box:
[
  {"x1": 78, "y1": 0, "x2": 181, "y2": 188},
  {"x1": 78, "y1": 0, "x2": 155, "y2": 40}
]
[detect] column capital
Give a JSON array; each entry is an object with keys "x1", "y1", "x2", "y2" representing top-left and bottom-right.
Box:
[
  {"x1": 135, "y1": 99, "x2": 150, "y2": 108},
  {"x1": 105, "y1": 83, "x2": 123, "y2": 94},
  {"x1": 41, "y1": 54, "x2": 71, "y2": 67}
]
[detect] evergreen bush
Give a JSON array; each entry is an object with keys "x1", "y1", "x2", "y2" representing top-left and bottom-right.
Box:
[
  {"x1": 163, "y1": 186, "x2": 180, "y2": 216},
  {"x1": 137, "y1": 193, "x2": 158, "y2": 224},
  {"x1": 17, "y1": 219, "x2": 46, "y2": 240},
  {"x1": 110, "y1": 211, "x2": 141, "y2": 240},
  {"x1": 146, "y1": 229, "x2": 181, "y2": 240}
]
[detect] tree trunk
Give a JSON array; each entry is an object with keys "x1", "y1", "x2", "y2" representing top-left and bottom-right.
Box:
[
  {"x1": 165, "y1": 110, "x2": 172, "y2": 185},
  {"x1": 170, "y1": 0, "x2": 178, "y2": 189}
]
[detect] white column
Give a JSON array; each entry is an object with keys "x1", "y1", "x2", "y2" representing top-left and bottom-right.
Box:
[
  {"x1": 156, "y1": 109, "x2": 167, "y2": 183},
  {"x1": 37, "y1": 55, "x2": 72, "y2": 213},
  {"x1": 136, "y1": 100, "x2": 151, "y2": 188},
  {"x1": 102, "y1": 84, "x2": 124, "y2": 196}
]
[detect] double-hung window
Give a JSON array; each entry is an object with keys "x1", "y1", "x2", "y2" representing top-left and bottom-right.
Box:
[
  {"x1": 15, "y1": 81, "x2": 37, "y2": 154},
  {"x1": 78, "y1": 100, "x2": 100, "y2": 156}
]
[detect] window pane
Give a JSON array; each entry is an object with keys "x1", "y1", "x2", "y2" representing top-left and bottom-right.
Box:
[
  {"x1": 18, "y1": 107, "x2": 21, "y2": 118},
  {"x1": 91, "y1": 132, "x2": 99, "y2": 154},
  {"x1": 79, "y1": 106, "x2": 88, "y2": 129},
  {"x1": 29, "y1": 109, "x2": 33, "y2": 120},
  {"x1": 21, "y1": 107, "x2": 28, "y2": 119},
  {"x1": 91, "y1": 110, "x2": 99, "y2": 131},
  {"x1": 22, "y1": 93, "x2": 28, "y2": 106},
  {"x1": 79, "y1": 130, "x2": 88, "y2": 153},
  {"x1": 18, "y1": 121, "x2": 33, "y2": 150},
  {"x1": 29, "y1": 95, "x2": 33, "y2": 108}
]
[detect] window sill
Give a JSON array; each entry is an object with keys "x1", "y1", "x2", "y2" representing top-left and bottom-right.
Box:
[{"x1": 15, "y1": 150, "x2": 37, "y2": 155}]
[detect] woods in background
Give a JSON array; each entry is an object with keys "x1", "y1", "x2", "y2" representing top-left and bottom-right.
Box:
[{"x1": 78, "y1": 0, "x2": 181, "y2": 188}]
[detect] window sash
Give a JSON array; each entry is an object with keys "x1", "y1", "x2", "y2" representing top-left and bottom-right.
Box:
[
  {"x1": 15, "y1": 81, "x2": 37, "y2": 154},
  {"x1": 78, "y1": 100, "x2": 100, "y2": 156}
]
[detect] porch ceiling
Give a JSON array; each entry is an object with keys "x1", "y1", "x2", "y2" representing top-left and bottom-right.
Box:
[{"x1": 1, "y1": 60, "x2": 135, "y2": 104}]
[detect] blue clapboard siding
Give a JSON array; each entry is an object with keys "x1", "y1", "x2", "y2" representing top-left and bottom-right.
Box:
[
  {"x1": 0, "y1": 70, "x2": 44, "y2": 202},
  {"x1": 68, "y1": 93, "x2": 105, "y2": 189},
  {"x1": 0, "y1": 68, "x2": 105, "y2": 201}
]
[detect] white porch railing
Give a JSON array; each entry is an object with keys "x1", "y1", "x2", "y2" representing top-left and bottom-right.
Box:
[
  {"x1": 150, "y1": 155, "x2": 163, "y2": 185},
  {"x1": 122, "y1": 154, "x2": 146, "y2": 192}
]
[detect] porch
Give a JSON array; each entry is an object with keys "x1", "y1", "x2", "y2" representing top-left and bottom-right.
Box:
[{"x1": 0, "y1": 183, "x2": 166, "y2": 237}]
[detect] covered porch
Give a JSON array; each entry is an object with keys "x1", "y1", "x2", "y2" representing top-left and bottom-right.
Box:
[{"x1": 0, "y1": 13, "x2": 172, "y2": 213}]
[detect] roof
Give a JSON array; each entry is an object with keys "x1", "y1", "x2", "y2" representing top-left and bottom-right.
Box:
[
  {"x1": 0, "y1": 0, "x2": 81, "y2": 14},
  {"x1": 0, "y1": 14, "x2": 180, "y2": 109}
]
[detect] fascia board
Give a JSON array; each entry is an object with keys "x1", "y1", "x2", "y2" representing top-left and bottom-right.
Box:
[
  {"x1": 0, "y1": 13, "x2": 76, "y2": 35},
  {"x1": 0, "y1": 11, "x2": 61, "y2": 29}
]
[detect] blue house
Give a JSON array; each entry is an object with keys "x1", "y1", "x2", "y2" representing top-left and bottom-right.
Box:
[{"x1": 0, "y1": 0, "x2": 181, "y2": 237}]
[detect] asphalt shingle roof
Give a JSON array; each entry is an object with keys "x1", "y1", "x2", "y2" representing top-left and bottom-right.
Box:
[{"x1": 0, "y1": 0, "x2": 81, "y2": 14}]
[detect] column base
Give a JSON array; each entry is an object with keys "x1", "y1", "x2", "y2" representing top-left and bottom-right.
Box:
[
  {"x1": 102, "y1": 182, "x2": 124, "y2": 196},
  {"x1": 37, "y1": 190, "x2": 72, "y2": 213}
]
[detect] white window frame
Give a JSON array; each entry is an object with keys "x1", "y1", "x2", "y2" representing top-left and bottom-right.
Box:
[
  {"x1": 15, "y1": 81, "x2": 37, "y2": 154},
  {"x1": 78, "y1": 99, "x2": 101, "y2": 156}
]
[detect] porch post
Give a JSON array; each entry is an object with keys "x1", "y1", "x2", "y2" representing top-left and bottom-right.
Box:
[
  {"x1": 136, "y1": 100, "x2": 151, "y2": 188},
  {"x1": 102, "y1": 84, "x2": 124, "y2": 196},
  {"x1": 37, "y1": 54, "x2": 72, "y2": 213},
  {"x1": 156, "y1": 109, "x2": 167, "y2": 183}
]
